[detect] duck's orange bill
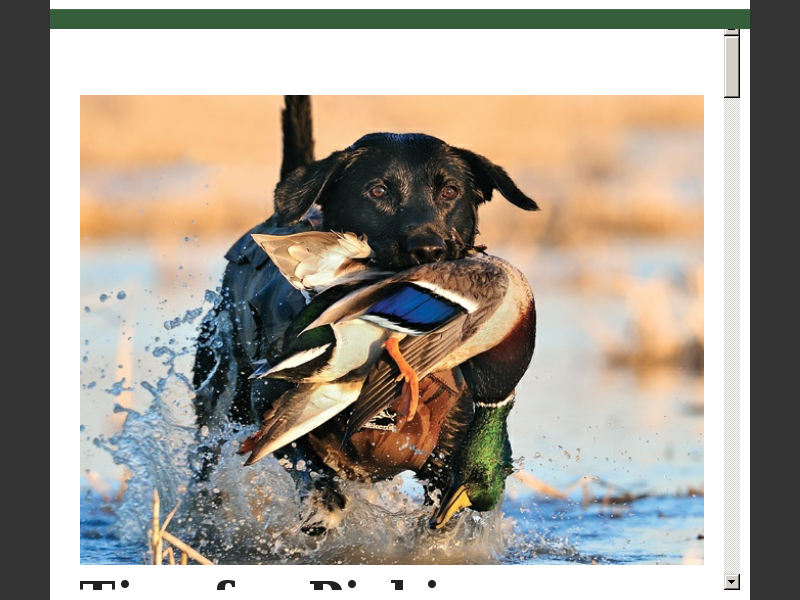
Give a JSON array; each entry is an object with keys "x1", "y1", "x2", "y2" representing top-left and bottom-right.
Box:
[{"x1": 385, "y1": 337, "x2": 420, "y2": 421}]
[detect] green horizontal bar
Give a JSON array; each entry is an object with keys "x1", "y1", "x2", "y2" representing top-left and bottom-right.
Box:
[{"x1": 51, "y1": 9, "x2": 750, "y2": 30}]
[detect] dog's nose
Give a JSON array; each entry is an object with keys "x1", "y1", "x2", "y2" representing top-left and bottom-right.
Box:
[{"x1": 407, "y1": 236, "x2": 447, "y2": 264}]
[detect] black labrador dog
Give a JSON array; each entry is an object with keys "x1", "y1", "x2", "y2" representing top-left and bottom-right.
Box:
[{"x1": 192, "y1": 96, "x2": 537, "y2": 534}]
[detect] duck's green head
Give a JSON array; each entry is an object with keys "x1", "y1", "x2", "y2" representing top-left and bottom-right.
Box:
[{"x1": 429, "y1": 394, "x2": 515, "y2": 529}]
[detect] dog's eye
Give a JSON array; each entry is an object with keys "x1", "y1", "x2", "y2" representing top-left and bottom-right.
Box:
[
  {"x1": 369, "y1": 185, "x2": 388, "y2": 199},
  {"x1": 440, "y1": 185, "x2": 459, "y2": 201}
]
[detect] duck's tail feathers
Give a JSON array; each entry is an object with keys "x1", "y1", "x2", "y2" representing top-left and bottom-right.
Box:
[
  {"x1": 238, "y1": 382, "x2": 362, "y2": 465},
  {"x1": 251, "y1": 343, "x2": 332, "y2": 381},
  {"x1": 251, "y1": 232, "x2": 374, "y2": 294},
  {"x1": 249, "y1": 359, "x2": 273, "y2": 379}
]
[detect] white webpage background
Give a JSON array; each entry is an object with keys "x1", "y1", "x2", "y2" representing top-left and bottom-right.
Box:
[{"x1": 51, "y1": 5, "x2": 750, "y2": 599}]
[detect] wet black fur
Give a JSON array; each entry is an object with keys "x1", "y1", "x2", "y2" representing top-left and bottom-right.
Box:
[{"x1": 192, "y1": 96, "x2": 537, "y2": 534}]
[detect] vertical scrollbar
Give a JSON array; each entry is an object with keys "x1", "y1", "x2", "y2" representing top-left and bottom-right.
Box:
[
  {"x1": 723, "y1": 28, "x2": 741, "y2": 592},
  {"x1": 724, "y1": 29, "x2": 740, "y2": 98}
]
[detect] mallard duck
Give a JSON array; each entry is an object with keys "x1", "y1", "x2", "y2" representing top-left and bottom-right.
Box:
[{"x1": 238, "y1": 232, "x2": 535, "y2": 513}]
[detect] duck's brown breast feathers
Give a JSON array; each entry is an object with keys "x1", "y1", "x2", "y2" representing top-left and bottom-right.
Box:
[{"x1": 306, "y1": 369, "x2": 467, "y2": 479}]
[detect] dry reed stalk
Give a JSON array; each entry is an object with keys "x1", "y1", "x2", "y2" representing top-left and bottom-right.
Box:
[
  {"x1": 161, "y1": 531, "x2": 214, "y2": 565},
  {"x1": 582, "y1": 481, "x2": 591, "y2": 508},
  {"x1": 115, "y1": 470, "x2": 130, "y2": 503},
  {"x1": 160, "y1": 499, "x2": 182, "y2": 537},
  {"x1": 601, "y1": 487, "x2": 612, "y2": 512},
  {"x1": 512, "y1": 471, "x2": 567, "y2": 499},
  {"x1": 687, "y1": 485, "x2": 704, "y2": 497},
  {"x1": 556, "y1": 475, "x2": 597, "y2": 508},
  {"x1": 147, "y1": 493, "x2": 212, "y2": 565},
  {"x1": 85, "y1": 470, "x2": 113, "y2": 502},
  {"x1": 110, "y1": 312, "x2": 135, "y2": 432},
  {"x1": 152, "y1": 489, "x2": 162, "y2": 565}
]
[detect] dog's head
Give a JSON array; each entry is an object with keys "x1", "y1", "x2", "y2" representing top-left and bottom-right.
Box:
[{"x1": 274, "y1": 133, "x2": 538, "y2": 269}]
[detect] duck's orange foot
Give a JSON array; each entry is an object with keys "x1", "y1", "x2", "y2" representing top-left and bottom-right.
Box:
[
  {"x1": 390, "y1": 381, "x2": 416, "y2": 430},
  {"x1": 385, "y1": 337, "x2": 420, "y2": 422}
]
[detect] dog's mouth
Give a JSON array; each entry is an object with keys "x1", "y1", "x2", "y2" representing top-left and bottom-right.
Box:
[{"x1": 372, "y1": 232, "x2": 476, "y2": 270}]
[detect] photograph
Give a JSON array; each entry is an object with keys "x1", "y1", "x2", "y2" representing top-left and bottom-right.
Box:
[{"x1": 80, "y1": 94, "x2": 704, "y2": 566}]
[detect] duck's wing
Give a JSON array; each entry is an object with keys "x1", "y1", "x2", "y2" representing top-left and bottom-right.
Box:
[
  {"x1": 342, "y1": 321, "x2": 463, "y2": 441},
  {"x1": 301, "y1": 255, "x2": 511, "y2": 334},
  {"x1": 251, "y1": 231, "x2": 376, "y2": 294},
  {"x1": 302, "y1": 279, "x2": 476, "y2": 336},
  {"x1": 342, "y1": 303, "x2": 499, "y2": 442},
  {"x1": 238, "y1": 381, "x2": 362, "y2": 465}
]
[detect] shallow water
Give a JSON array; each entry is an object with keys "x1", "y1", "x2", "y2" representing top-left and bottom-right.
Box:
[
  {"x1": 80, "y1": 486, "x2": 704, "y2": 565},
  {"x1": 80, "y1": 236, "x2": 703, "y2": 565}
]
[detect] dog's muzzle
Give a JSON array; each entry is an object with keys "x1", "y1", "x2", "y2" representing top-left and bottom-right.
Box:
[{"x1": 406, "y1": 234, "x2": 448, "y2": 264}]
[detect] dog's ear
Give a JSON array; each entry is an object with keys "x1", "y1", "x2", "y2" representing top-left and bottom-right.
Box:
[
  {"x1": 454, "y1": 148, "x2": 539, "y2": 211},
  {"x1": 273, "y1": 151, "x2": 348, "y2": 226}
]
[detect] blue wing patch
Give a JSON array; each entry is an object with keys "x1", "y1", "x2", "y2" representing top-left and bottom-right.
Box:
[{"x1": 364, "y1": 283, "x2": 465, "y2": 334}]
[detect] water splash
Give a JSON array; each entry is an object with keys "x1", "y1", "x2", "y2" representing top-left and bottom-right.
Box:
[
  {"x1": 96, "y1": 344, "x2": 198, "y2": 545},
  {"x1": 104, "y1": 395, "x2": 537, "y2": 563},
  {"x1": 167, "y1": 441, "x2": 523, "y2": 565},
  {"x1": 105, "y1": 378, "x2": 133, "y2": 396},
  {"x1": 164, "y1": 307, "x2": 205, "y2": 331},
  {"x1": 95, "y1": 294, "x2": 578, "y2": 565}
]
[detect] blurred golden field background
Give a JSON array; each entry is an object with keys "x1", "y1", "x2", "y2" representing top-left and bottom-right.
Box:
[{"x1": 80, "y1": 96, "x2": 703, "y2": 244}]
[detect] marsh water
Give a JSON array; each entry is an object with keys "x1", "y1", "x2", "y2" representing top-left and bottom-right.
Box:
[{"x1": 80, "y1": 237, "x2": 704, "y2": 565}]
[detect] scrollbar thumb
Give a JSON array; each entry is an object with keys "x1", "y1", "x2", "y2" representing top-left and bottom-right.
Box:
[{"x1": 724, "y1": 30, "x2": 740, "y2": 98}]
